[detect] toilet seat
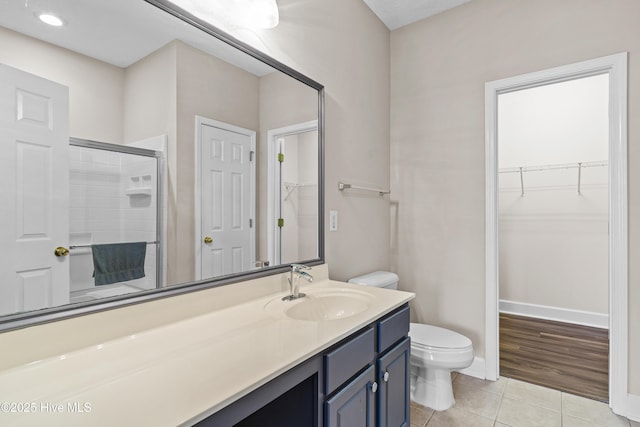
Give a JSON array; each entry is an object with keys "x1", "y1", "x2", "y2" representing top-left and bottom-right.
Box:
[{"x1": 409, "y1": 323, "x2": 472, "y2": 351}]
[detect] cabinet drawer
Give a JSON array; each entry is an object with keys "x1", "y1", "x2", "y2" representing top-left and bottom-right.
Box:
[
  {"x1": 377, "y1": 305, "x2": 410, "y2": 353},
  {"x1": 324, "y1": 327, "x2": 375, "y2": 395}
]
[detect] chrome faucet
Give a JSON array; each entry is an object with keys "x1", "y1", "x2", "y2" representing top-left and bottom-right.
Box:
[{"x1": 282, "y1": 264, "x2": 313, "y2": 301}]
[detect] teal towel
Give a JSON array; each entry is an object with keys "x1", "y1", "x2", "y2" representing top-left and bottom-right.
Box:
[{"x1": 92, "y1": 242, "x2": 146, "y2": 286}]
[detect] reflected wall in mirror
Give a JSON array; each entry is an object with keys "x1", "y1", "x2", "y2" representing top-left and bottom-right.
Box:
[
  {"x1": 0, "y1": 0, "x2": 323, "y2": 321},
  {"x1": 267, "y1": 121, "x2": 319, "y2": 266}
]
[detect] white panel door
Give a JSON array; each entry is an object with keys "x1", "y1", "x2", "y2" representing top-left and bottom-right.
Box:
[
  {"x1": 200, "y1": 123, "x2": 254, "y2": 278},
  {"x1": 0, "y1": 64, "x2": 70, "y2": 315}
]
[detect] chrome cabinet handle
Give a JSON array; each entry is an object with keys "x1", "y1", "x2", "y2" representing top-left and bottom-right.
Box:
[
  {"x1": 370, "y1": 381, "x2": 378, "y2": 393},
  {"x1": 383, "y1": 371, "x2": 390, "y2": 382}
]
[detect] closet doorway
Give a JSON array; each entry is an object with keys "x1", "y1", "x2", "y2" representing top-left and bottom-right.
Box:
[
  {"x1": 498, "y1": 75, "x2": 609, "y2": 400},
  {"x1": 485, "y1": 54, "x2": 628, "y2": 413}
]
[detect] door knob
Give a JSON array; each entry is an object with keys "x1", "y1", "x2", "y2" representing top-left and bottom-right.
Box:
[
  {"x1": 383, "y1": 371, "x2": 390, "y2": 382},
  {"x1": 54, "y1": 246, "x2": 70, "y2": 257},
  {"x1": 203, "y1": 236, "x2": 213, "y2": 244},
  {"x1": 370, "y1": 381, "x2": 378, "y2": 393}
]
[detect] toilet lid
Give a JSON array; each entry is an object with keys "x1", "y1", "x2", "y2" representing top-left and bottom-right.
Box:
[{"x1": 409, "y1": 323, "x2": 472, "y2": 349}]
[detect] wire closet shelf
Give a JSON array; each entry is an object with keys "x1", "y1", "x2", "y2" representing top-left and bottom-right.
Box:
[{"x1": 499, "y1": 160, "x2": 608, "y2": 196}]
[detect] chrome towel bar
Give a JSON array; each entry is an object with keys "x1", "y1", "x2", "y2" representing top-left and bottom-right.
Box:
[
  {"x1": 69, "y1": 241, "x2": 159, "y2": 250},
  {"x1": 338, "y1": 182, "x2": 390, "y2": 196}
]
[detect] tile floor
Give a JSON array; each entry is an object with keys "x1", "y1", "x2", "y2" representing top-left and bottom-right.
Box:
[{"x1": 410, "y1": 373, "x2": 640, "y2": 427}]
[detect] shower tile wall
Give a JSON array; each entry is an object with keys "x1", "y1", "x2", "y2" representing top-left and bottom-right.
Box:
[{"x1": 69, "y1": 146, "x2": 157, "y2": 293}]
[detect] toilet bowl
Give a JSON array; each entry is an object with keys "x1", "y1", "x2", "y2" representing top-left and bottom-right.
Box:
[
  {"x1": 409, "y1": 323, "x2": 474, "y2": 410},
  {"x1": 348, "y1": 271, "x2": 474, "y2": 411}
]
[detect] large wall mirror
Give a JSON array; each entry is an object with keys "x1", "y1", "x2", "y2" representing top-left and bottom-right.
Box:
[{"x1": 0, "y1": 0, "x2": 324, "y2": 329}]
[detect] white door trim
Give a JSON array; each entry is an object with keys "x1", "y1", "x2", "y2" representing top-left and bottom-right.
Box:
[
  {"x1": 267, "y1": 120, "x2": 318, "y2": 266},
  {"x1": 484, "y1": 53, "x2": 628, "y2": 414},
  {"x1": 194, "y1": 116, "x2": 256, "y2": 280}
]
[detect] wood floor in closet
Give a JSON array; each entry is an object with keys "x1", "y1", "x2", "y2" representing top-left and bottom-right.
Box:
[{"x1": 499, "y1": 313, "x2": 609, "y2": 402}]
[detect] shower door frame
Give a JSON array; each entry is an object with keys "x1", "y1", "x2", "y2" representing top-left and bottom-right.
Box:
[
  {"x1": 484, "y1": 53, "x2": 628, "y2": 414},
  {"x1": 70, "y1": 138, "x2": 164, "y2": 289}
]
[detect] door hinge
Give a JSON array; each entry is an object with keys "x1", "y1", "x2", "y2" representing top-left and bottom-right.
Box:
[
  {"x1": 250, "y1": 150, "x2": 255, "y2": 162},
  {"x1": 277, "y1": 153, "x2": 284, "y2": 163},
  {"x1": 277, "y1": 218, "x2": 284, "y2": 228},
  {"x1": 249, "y1": 218, "x2": 253, "y2": 228}
]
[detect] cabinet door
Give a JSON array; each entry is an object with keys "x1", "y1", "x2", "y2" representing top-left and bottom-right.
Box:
[
  {"x1": 325, "y1": 365, "x2": 376, "y2": 427},
  {"x1": 377, "y1": 337, "x2": 410, "y2": 427}
]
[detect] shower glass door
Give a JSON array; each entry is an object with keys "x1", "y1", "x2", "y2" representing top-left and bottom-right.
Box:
[{"x1": 68, "y1": 140, "x2": 161, "y2": 303}]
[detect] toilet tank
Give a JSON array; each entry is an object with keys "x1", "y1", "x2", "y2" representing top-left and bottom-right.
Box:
[{"x1": 348, "y1": 271, "x2": 399, "y2": 290}]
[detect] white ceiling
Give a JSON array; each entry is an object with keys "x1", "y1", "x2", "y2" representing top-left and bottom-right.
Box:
[
  {"x1": 0, "y1": 0, "x2": 474, "y2": 74},
  {"x1": 0, "y1": 0, "x2": 274, "y2": 75},
  {"x1": 362, "y1": 0, "x2": 473, "y2": 30}
]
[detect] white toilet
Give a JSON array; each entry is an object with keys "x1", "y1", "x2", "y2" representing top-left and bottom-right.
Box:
[{"x1": 348, "y1": 271, "x2": 474, "y2": 411}]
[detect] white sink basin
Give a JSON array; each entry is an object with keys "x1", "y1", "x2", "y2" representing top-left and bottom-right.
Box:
[{"x1": 265, "y1": 288, "x2": 374, "y2": 321}]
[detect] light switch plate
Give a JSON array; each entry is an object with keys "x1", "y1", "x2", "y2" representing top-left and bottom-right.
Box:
[{"x1": 329, "y1": 210, "x2": 338, "y2": 231}]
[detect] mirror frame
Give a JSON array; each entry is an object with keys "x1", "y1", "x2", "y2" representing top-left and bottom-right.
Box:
[{"x1": 0, "y1": 0, "x2": 325, "y2": 332}]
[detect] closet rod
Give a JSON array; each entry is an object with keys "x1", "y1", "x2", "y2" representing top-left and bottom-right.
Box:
[
  {"x1": 499, "y1": 160, "x2": 607, "y2": 196},
  {"x1": 499, "y1": 160, "x2": 607, "y2": 174}
]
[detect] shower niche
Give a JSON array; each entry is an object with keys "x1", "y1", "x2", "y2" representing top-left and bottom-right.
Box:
[{"x1": 125, "y1": 174, "x2": 154, "y2": 197}]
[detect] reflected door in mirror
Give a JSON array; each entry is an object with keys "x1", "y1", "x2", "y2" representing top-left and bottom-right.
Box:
[
  {"x1": 198, "y1": 119, "x2": 256, "y2": 279},
  {"x1": 0, "y1": 65, "x2": 70, "y2": 315}
]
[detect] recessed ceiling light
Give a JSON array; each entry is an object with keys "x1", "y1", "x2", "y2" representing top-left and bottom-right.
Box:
[{"x1": 38, "y1": 13, "x2": 65, "y2": 27}]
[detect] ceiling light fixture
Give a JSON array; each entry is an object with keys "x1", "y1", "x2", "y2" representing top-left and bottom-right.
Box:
[
  {"x1": 166, "y1": 0, "x2": 279, "y2": 30},
  {"x1": 38, "y1": 13, "x2": 65, "y2": 27},
  {"x1": 243, "y1": 0, "x2": 279, "y2": 29}
]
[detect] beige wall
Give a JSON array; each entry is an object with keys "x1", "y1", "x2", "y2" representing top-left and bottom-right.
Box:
[
  {"x1": 0, "y1": 27, "x2": 124, "y2": 143},
  {"x1": 123, "y1": 41, "x2": 262, "y2": 285},
  {"x1": 258, "y1": 70, "x2": 318, "y2": 261},
  {"x1": 298, "y1": 130, "x2": 320, "y2": 261},
  {"x1": 499, "y1": 186, "x2": 609, "y2": 314},
  {"x1": 390, "y1": 0, "x2": 640, "y2": 394},
  {"x1": 175, "y1": 41, "x2": 260, "y2": 283},
  {"x1": 123, "y1": 42, "x2": 178, "y2": 282},
  {"x1": 223, "y1": 0, "x2": 391, "y2": 281}
]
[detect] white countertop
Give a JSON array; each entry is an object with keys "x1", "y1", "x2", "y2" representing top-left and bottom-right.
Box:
[{"x1": 0, "y1": 278, "x2": 414, "y2": 426}]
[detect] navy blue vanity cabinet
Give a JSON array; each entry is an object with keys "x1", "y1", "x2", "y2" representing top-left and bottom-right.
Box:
[
  {"x1": 324, "y1": 327, "x2": 377, "y2": 426},
  {"x1": 376, "y1": 306, "x2": 411, "y2": 427},
  {"x1": 377, "y1": 337, "x2": 411, "y2": 427},
  {"x1": 325, "y1": 365, "x2": 377, "y2": 426},
  {"x1": 324, "y1": 304, "x2": 411, "y2": 427}
]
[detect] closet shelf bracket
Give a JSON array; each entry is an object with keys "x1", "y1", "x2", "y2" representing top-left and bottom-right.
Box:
[{"x1": 577, "y1": 162, "x2": 582, "y2": 195}]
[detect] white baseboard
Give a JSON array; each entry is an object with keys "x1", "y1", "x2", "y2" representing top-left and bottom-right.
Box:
[
  {"x1": 456, "y1": 357, "x2": 485, "y2": 380},
  {"x1": 628, "y1": 394, "x2": 640, "y2": 422},
  {"x1": 499, "y1": 300, "x2": 608, "y2": 329}
]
